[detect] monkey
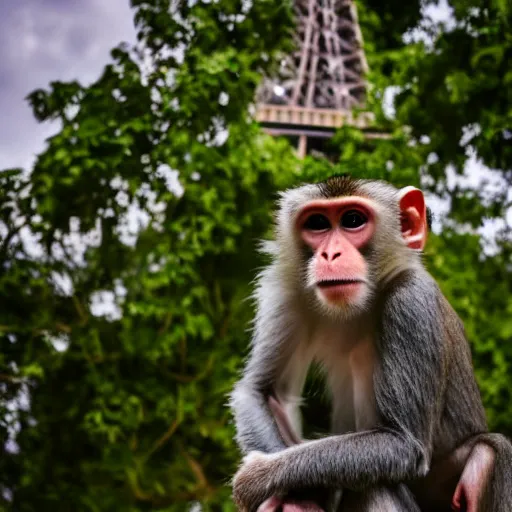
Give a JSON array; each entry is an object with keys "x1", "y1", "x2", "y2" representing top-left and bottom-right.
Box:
[{"x1": 229, "y1": 176, "x2": 512, "y2": 512}]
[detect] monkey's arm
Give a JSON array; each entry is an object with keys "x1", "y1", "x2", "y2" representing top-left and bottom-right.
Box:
[
  {"x1": 231, "y1": 345, "x2": 292, "y2": 454},
  {"x1": 233, "y1": 273, "x2": 446, "y2": 510},
  {"x1": 230, "y1": 269, "x2": 311, "y2": 454}
]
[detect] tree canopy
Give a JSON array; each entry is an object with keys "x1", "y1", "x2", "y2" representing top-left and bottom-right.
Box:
[{"x1": 0, "y1": 0, "x2": 511, "y2": 510}]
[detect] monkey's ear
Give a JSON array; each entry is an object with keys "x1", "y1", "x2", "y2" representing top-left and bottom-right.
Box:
[{"x1": 398, "y1": 186, "x2": 427, "y2": 250}]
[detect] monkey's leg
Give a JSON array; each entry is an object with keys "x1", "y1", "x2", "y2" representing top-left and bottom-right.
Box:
[
  {"x1": 452, "y1": 433, "x2": 512, "y2": 512},
  {"x1": 338, "y1": 485, "x2": 420, "y2": 512},
  {"x1": 409, "y1": 433, "x2": 512, "y2": 511}
]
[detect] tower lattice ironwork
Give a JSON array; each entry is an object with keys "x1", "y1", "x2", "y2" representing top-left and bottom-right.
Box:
[{"x1": 256, "y1": 0, "x2": 371, "y2": 157}]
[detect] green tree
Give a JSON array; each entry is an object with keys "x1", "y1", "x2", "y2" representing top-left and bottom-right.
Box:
[
  {"x1": 306, "y1": 0, "x2": 512, "y2": 434},
  {"x1": 0, "y1": 1, "x2": 298, "y2": 510},
  {"x1": 287, "y1": 0, "x2": 512, "y2": 441},
  {"x1": 1, "y1": 0, "x2": 511, "y2": 510},
  {"x1": 358, "y1": 0, "x2": 512, "y2": 435}
]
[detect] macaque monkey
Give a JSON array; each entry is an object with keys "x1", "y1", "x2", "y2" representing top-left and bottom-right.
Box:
[{"x1": 229, "y1": 176, "x2": 512, "y2": 512}]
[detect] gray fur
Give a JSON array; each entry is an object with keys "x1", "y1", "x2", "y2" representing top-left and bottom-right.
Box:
[{"x1": 230, "y1": 177, "x2": 512, "y2": 512}]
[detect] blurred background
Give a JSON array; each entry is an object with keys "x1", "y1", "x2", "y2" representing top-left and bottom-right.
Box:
[{"x1": 0, "y1": 0, "x2": 511, "y2": 510}]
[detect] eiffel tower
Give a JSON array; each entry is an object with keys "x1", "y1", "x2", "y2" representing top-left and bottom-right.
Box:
[{"x1": 256, "y1": 0, "x2": 372, "y2": 158}]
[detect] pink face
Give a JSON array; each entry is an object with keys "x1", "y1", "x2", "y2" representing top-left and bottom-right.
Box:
[{"x1": 296, "y1": 197, "x2": 376, "y2": 307}]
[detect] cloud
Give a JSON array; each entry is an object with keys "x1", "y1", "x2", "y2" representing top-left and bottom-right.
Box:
[{"x1": 0, "y1": 0, "x2": 136, "y2": 171}]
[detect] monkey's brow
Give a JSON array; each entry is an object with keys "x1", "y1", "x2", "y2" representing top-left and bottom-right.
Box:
[{"x1": 317, "y1": 175, "x2": 362, "y2": 198}]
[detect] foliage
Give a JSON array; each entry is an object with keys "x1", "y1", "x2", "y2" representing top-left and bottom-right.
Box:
[
  {"x1": 1, "y1": 0, "x2": 511, "y2": 510},
  {"x1": 0, "y1": 1, "x2": 298, "y2": 510},
  {"x1": 356, "y1": 0, "x2": 512, "y2": 434},
  {"x1": 302, "y1": 0, "x2": 512, "y2": 434},
  {"x1": 394, "y1": 1, "x2": 512, "y2": 186}
]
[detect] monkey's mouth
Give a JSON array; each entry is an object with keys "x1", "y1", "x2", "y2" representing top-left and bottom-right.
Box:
[{"x1": 317, "y1": 279, "x2": 364, "y2": 288}]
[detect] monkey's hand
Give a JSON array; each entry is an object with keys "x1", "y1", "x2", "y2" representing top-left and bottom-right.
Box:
[
  {"x1": 233, "y1": 451, "x2": 276, "y2": 511},
  {"x1": 233, "y1": 452, "x2": 325, "y2": 512}
]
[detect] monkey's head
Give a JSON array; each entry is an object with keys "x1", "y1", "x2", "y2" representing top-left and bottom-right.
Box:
[{"x1": 274, "y1": 176, "x2": 428, "y2": 318}]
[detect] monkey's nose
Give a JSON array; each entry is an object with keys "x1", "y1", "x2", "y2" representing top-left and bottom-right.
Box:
[{"x1": 321, "y1": 252, "x2": 342, "y2": 261}]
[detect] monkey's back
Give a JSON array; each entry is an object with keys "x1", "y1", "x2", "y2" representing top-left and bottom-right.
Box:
[
  {"x1": 433, "y1": 293, "x2": 488, "y2": 455},
  {"x1": 400, "y1": 287, "x2": 490, "y2": 510}
]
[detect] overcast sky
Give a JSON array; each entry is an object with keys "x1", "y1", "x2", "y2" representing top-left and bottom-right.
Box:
[{"x1": 0, "y1": 0, "x2": 136, "y2": 172}]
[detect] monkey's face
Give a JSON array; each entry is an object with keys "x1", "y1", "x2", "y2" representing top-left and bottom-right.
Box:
[{"x1": 296, "y1": 197, "x2": 376, "y2": 315}]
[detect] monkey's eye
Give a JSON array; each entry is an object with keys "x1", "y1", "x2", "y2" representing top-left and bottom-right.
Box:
[
  {"x1": 341, "y1": 210, "x2": 368, "y2": 229},
  {"x1": 303, "y1": 214, "x2": 331, "y2": 231}
]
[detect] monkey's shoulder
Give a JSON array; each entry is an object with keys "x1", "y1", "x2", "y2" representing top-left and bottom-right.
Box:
[
  {"x1": 378, "y1": 269, "x2": 470, "y2": 362},
  {"x1": 381, "y1": 269, "x2": 458, "y2": 316}
]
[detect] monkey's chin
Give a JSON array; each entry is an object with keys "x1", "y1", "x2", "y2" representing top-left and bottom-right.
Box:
[{"x1": 315, "y1": 282, "x2": 369, "y2": 317}]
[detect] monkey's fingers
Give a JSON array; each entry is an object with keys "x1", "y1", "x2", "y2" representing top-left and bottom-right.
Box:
[
  {"x1": 256, "y1": 496, "x2": 282, "y2": 512},
  {"x1": 451, "y1": 484, "x2": 463, "y2": 512},
  {"x1": 282, "y1": 501, "x2": 325, "y2": 512},
  {"x1": 451, "y1": 443, "x2": 495, "y2": 512},
  {"x1": 452, "y1": 480, "x2": 483, "y2": 512}
]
